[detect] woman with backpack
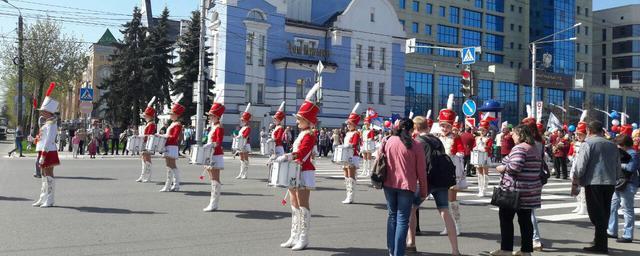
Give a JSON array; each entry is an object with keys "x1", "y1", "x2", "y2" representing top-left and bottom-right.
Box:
[{"x1": 379, "y1": 118, "x2": 427, "y2": 256}]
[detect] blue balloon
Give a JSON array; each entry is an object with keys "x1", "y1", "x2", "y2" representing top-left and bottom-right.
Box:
[
  {"x1": 610, "y1": 111, "x2": 620, "y2": 120},
  {"x1": 633, "y1": 123, "x2": 638, "y2": 129},
  {"x1": 568, "y1": 125, "x2": 576, "y2": 132}
]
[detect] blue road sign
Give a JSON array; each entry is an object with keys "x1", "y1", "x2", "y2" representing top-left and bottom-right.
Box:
[
  {"x1": 461, "y1": 47, "x2": 476, "y2": 65},
  {"x1": 80, "y1": 88, "x2": 94, "y2": 102},
  {"x1": 463, "y1": 99, "x2": 477, "y2": 117}
]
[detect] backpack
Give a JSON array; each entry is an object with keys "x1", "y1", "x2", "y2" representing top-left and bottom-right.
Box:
[{"x1": 417, "y1": 134, "x2": 456, "y2": 189}]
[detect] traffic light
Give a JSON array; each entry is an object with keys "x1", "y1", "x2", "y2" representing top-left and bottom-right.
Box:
[{"x1": 460, "y1": 67, "x2": 472, "y2": 98}]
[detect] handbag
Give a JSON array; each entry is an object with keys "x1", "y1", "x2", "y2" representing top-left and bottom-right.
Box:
[
  {"x1": 370, "y1": 136, "x2": 390, "y2": 189},
  {"x1": 490, "y1": 174, "x2": 520, "y2": 210}
]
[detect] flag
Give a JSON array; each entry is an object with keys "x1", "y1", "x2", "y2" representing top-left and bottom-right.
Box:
[
  {"x1": 366, "y1": 107, "x2": 378, "y2": 119},
  {"x1": 371, "y1": 117, "x2": 384, "y2": 131},
  {"x1": 547, "y1": 112, "x2": 562, "y2": 132}
]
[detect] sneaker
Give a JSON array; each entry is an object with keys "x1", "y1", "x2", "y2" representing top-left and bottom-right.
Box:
[
  {"x1": 512, "y1": 251, "x2": 531, "y2": 256},
  {"x1": 606, "y1": 233, "x2": 618, "y2": 239},
  {"x1": 533, "y1": 239, "x2": 543, "y2": 251},
  {"x1": 616, "y1": 238, "x2": 633, "y2": 243},
  {"x1": 489, "y1": 249, "x2": 513, "y2": 256},
  {"x1": 582, "y1": 246, "x2": 608, "y2": 254}
]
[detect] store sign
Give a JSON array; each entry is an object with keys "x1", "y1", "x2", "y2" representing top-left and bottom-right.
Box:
[
  {"x1": 287, "y1": 41, "x2": 330, "y2": 58},
  {"x1": 518, "y1": 69, "x2": 574, "y2": 89}
]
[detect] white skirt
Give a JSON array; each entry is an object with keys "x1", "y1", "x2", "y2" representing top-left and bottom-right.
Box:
[
  {"x1": 274, "y1": 146, "x2": 285, "y2": 156},
  {"x1": 296, "y1": 170, "x2": 316, "y2": 189},
  {"x1": 240, "y1": 143, "x2": 251, "y2": 153},
  {"x1": 206, "y1": 155, "x2": 224, "y2": 170},
  {"x1": 164, "y1": 145, "x2": 179, "y2": 159},
  {"x1": 343, "y1": 156, "x2": 361, "y2": 169}
]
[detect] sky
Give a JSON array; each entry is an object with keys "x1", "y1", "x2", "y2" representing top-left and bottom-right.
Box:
[{"x1": 0, "y1": 0, "x2": 637, "y2": 45}]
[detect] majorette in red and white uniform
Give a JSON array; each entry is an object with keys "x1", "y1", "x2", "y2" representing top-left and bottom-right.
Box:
[
  {"x1": 359, "y1": 108, "x2": 377, "y2": 178},
  {"x1": 136, "y1": 96, "x2": 157, "y2": 183},
  {"x1": 272, "y1": 101, "x2": 286, "y2": 156},
  {"x1": 473, "y1": 115, "x2": 494, "y2": 166},
  {"x1": 159, "y1": 94, "x2": 185, "y2": 192},
  {"x1": 32, "y1": 82, "x2": 60, "y2": 208},
  {"x1": 341, "y1": 103, "x2": 361, "y2": 204},
  {"x1": 236, "y1": 104, "x2": 252, "y2": 179},
  {"x1": 568, "y1": 109, "x2": 588, "y2": 215},
  {"x1": 202, "y1": 99, "x2": 225, "y2": 212},
  {"x1": 278, "y1": 82, "x2": 320, "y2": 251}
]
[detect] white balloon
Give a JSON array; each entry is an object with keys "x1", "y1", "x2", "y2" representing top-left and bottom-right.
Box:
[{"x1": 612, "y1": 119, "x2": 620, "y2": 126}]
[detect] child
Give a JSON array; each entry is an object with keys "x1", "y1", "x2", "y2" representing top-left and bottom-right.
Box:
[
  {"x1": 72, "y1": 134, "x2": 80, "y2": 158},
  {"x1": 88, "y1": 137, "x2": 97, "y2": 159}
]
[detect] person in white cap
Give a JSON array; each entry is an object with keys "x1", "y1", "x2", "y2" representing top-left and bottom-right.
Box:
[
  {"x1": 159, "y1": 94, "x2": 185, "y2": 192},
  {"x1": 340, "y1": 103, "x2": 362, "y2": 204},
  {"x1": 272, "y1": 101, "x2": 286, "y2": 157},
  {"x1": 32, "y1": 82, "x2": 60, "y2": 208},
  {"x1": 474, "y1": 114, "x2": 494, "y2": 197},
  {"x1": 568, "y1": 109, "x2": 588, "y2": 215},
  {"x1": 203, "y1": 99, "x2": 225, "y2": 212},
  {"x1": 235, "y1": 104, "x2": 252, "y2": 179},
  {"x1": 136, "y1": 97, "x2": 157, "y2": 183},
  {"x1": 358, "y1": 108, "x2": 377, "y2": 178}
]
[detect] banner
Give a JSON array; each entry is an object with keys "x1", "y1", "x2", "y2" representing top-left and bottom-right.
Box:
[{"x1": 547, "y1": 112, "x2": 562, "y2": 132}]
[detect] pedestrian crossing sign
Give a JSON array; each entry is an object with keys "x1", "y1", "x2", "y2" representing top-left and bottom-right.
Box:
[
  {"x1": 80, "y1": 88, "x2": 94, "y2": 102},
  {"x1": 461, "y1": 47, "x2": 476, "y2": 65}
]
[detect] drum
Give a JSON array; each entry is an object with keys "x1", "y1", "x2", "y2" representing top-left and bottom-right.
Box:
[
  {"x1": 145, "y1": 135, "x2": 167, "y2": 153},
  {"x1": 190, "y1": 144, "x2": 213, "y2": 165},
  {"x1": 471, "y1": 151, "x2": 488, "y2": 166},
  {"x1": 126, "y1": 136, "x2": 143, "y2": 152},
  {"x1": 232, "y1": 137, "x2": 246, "y2": 151},
  {"x1": 333, "y1": 145, "x2": 353, "y2": 165},
  {"x1": 269, "y1": 161, "x2": 300, "y2": 188},
  {"x1": 361, "y1": 140, "x2": 376, "y2": 152},
  {"x1": 260, "y1": 139, "x2": 275, "y2": 156}
]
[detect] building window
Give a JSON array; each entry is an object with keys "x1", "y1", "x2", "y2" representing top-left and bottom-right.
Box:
[
  {"x1": 576, "y1": 43, "x2": 580, "y2": 52},
  {"x1": 425, "y1": 24, "x2": 432, "y2": 35},
  {"x1": 484, "y1": 53, "x2": 503, "y2": 63},
  {"x1": 399, "y1": 19, "x2": 405, "y2": 30},
  {"x1": 355, "y1": 80, "x2": 361, "y2": 103},
  {"x1": 547, "y1": 88, "x2": 564, "y2": 106},
  {"x1": 405, "y1": 72, "x2": 433, "y2": 117},
  {"x1": 379, "y1": 82, "x2": 385, "y2": 104},
  {"x1": 577, "y1": 6, "x2": 581, "y2": 15},
  {"x1": 577, "y1": 26, "x2": 580, "y2": 34},
  {"x1": 613, "y1": 56, "x2": 640, "y2": 69},
  {"x1": 426, "y1": 3, "x2": 432, "y2": 14},
  {"x1": 584, "y1": 63, "x2": 588, "y2": 72},
  {"x1": 569, "y1": 90, "x2": 585, "y2": 110},
  {"x1": 477, "y1": 80, "x2": 493, "y2": 103},
  {"x1": 498, "y1": 81, "x2": 518, "y2": 125},
  {"x1": 438, "y1": 25, "x2": 458, "y2": 44},
  {"x1": 510, "y1": 42, "x2": 514, "y2": 49},
  {"x1": 416, "y1": 42, "x2": 434, "y2": 55},
  {"x1": 518, "y1": 25, "x2": 522, "y2": 32},
  {"x1": 412, "y1": 22, "x2": 419, "y2": 33},
  {"x1": 602, "y1": 58, "x2": 606, "y2": 70},
  {"x1": 257, "y1": 83, "x2": 264, "y2": 104},
  {"x1": 518, "y1": 6, "x2": 522, "y2": 13},
  {"x1": 510, "y1": 23, "x2": 514, "y2": 31},
  {"x1": 245, "y1": 82, "x2": 252, "y2": 103},
  {"x1": 367, "y1": 46, "x2": 374, "y2": 69},
  {"x1": 585, "y1": 8, "x2": 589, "y2": 17},
  {"x1": 439, "y1": 75, "x2": 463, "y2": 117},
  {"x1": 602, "y1": 29, "x2": 607, "y2": 41},
  {"x1": 585, "y1": 45, "x2": 588, "y2": 54},
  {"x1": 412, "y1": 0, "x2": 419, "y2": 12},
  {"x1": 487, "y1": 0, "x2": 504, "y2": 13},
  {"x1": 486, "y1": 14, "x2": 504, "y2": 32},
  {"x1": 258, "y1": 34, "x2": 265, "y2": 66},
  {"x1": 602, "y1": 73, "x2": 607, "y2": 85},
  {"x1": 510, "y1": 61, "x2": 514, "y2": 68},
  {"x1": 246, "y1": 32, "x2": 254, "y2": 65},
  {"x1": 592, "y1": 93, "x2": 605, "y2": 123},
  {"x1": 627, "y1": 97, "x2": 639, "y2": 123},
  {"x1": 450, "y1": 7, "x2": 460, "y2": 24},
  {"x1": 523, "y1": 86, "x2": 543, "y2": 112},
  {"x1": 370, "y1": 7, "x2": 375, "y2": 22},
  {"x1": 585, "y1": 26, "x2": 589, "y2": 36},
  {"x1": 510, "y1": 5, "x2": 514, "y2": 12},
  {"x1": 439, "y1": 6, "x2": 446, "y2": 17},
  {"x1": 356, "y1": 44, "x2": 362, "y2": 68},
  {"x1": 367, "y1": 82, "x2": 374, "y2": 103},
  {"x1": 399, "y1": 0, "x2": 405, "y2": 9},
  {"x1": 609, "y1": 95, "x2": 623, "y2": 113},
  {"x1": 380, "y1": 47, "x2": 386, "y2": 70},
  {"x1": 518, "y1": 43, "x2": 522, "y2": 50},
  {"x1": 612, "y1": 40, "x2": 640, "y2": 54},
  {"x1": 484, "y1": 33, "x2": 504, "y2": 51},
  {"x1": 463, "y1": 9, "x2": 482, "y2": 28},
  {"x1": 475, "y1": 0, "x2": 483, "y2": 8},
  {"x1": 576, "y1": 62, "x2": 580, "y2": 72},
  {"x1": 296, "y1": 79, "x2": 304, "y2": 99},
  {"x1": 462, "y1": 29, "x2": 481, "y2": 46},
  {"x1": 518, "y1": 62, "x2": 522, "y2": 69}
]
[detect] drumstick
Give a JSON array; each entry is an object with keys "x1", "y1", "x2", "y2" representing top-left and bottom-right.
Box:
[
  {"x1": 199, "y1": 169, "x2": 206, "y2": 181},
  {"x1": 281, "y1": 190, "x2": 289, "y2": 206}
]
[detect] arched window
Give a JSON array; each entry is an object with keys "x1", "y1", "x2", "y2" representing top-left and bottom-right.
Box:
[{"x1": 247, "y1": 9, "x2": 266, "y2": 21}]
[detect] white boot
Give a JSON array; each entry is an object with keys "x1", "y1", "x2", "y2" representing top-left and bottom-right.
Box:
[
  {"x1": 159, "y1": 168, "x2": 173, "y2": 192},
  {"x1": 342, "y1": 178, "x2": 354, "y2": 204},
  {"x1": 450, "y1": 201, "x2": 461, "y2": 235},
  {"x1": 477, "y1": 175, "x2": 485, "y2": 197},
  {"x1": 136, "y1": 161, "x2": 145, "y2": 182},
  {"x1": 571, "y1": 197, "x2": 581, "y2": 213},
  {"x1": 292, "y1": 207, "x2": 310, "y2": 251},
  {"x1": 142, "y1": 161, "x2": 152, "y2": 183},
  {"x1": 236, "y1": 161, "x2": 244, "y2": 179},
  {"x1": 358, "y1": 160, "x2": 368, "y2": 177},
  {"x1": 32, "y1": 177, "x2": 46, "y2": 207},
  {"x1": 170, "y1": 168, "x2": 181, "y2": 191},
  {"x1": 484, "y1": 174, "x2": 490, "y2": 189},
  {"x1": 40, "y1": 176, "x2": 55, "y2": 208},
  {"x1": 576, "y1": 190, "x2": 588, "y2": 215},
  {"x1": 241, "y1": 160, "x2": 249, "y2": 179},
  {"x1": 280, "y1": 206, "x2": 300, "y2": 248},
  {"x1": 203, "y1": 181, "x2": 221, "y2": 212}
]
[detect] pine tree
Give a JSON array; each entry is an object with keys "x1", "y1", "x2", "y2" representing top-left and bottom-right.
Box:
[{"x1": 142, "y1": 7, "x2": 175, "y2": 107}]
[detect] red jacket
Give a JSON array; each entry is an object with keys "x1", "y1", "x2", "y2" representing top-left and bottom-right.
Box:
[
  {"x1": 551, "y1": 136, "x2": 569, "y2": 158},
  {"x1": 165, "y1": 122, "x2": 183, "y2": 146},
  {"x1": 294, "y1": 130, "x2": 316, "y2": 171},
  {"x1": 272, "y1": 126, "x2": 284, "y2": 146},
  {"x1": 459, "y1": 132, "x2": 475, "y2": 156},
  {"x1": 348, "y1": 131, "x2": 361, "y2": 156},
  {"x1": 209, "y1": 124, "x2": 224, "y2": 155},
  {"x1": 143, "y1": 122, "x2": 156, "y2": 143},
  {"x1": 240, "y1": 126, "x2": 251, "y2": 139}
]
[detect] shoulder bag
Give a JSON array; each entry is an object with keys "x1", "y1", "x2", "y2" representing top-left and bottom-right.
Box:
[
  {"x1": 490, "y1": 172, "x2": 520, "y2": 210},
  {"x1": 371, "y1": 136, "x2": 390, "y2": 189}
]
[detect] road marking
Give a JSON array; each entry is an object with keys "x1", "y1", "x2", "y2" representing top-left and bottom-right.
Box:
[
  {"x1": 462, "y1": 194, "x2": 571, "y2": 204},
  {"x1": 538, "y1": 213, "x2": 589, "y2": 221}
]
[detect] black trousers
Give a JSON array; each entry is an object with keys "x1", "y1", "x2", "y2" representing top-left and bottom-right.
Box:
[
  {"x1": 553, "y1": 156, "x2": 568, "y2": 179},
  {"x1": 79, "y1": 140, "x2": 85, "y2": 155},
  {"x1": 585, "y1": 185, "x2": 615, "y2": 249},
  {"x1": 111, "y1": 139, "x2": 120, "y2": 155},
  {"x1": 463, "y1": 155, "x2": 473, "y2": 175},
  {"x1": 499, "y1": 207, "x2": 533, "y2": 252}
]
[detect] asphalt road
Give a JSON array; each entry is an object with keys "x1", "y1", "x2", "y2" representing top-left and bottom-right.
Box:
[{"x1": 0, "y1": 140, "x2": 638, "y2": 256}]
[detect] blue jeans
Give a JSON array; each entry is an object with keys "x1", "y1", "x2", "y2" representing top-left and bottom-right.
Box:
[
  {"x1": 383, "y1": 187, "x2": 414, "y2": 256},
  {"x1": 531, "y1": 209, "x2": 541, "y2": 241},
  {"x1": 607, "y1": 184, "x2": 638, "y2": 239}
]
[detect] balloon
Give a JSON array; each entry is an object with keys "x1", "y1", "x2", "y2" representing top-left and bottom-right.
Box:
[
  {"x1": 612, "y1": 119, "x2": 620, "y2": 126},
  {"x1": 633, "y1": 123, "x2": 638, "y2": 129},
  {"x1": 612, "y1": 125, "x2": 620, "y2": 133},
  {"x1": 610, "y1": 111, "x2": 620, "y2": 120},
  {"x1": 384, "y1": 120, "x2": 391, "y2": 128},
  {"x1": 568, "y1": 125, "x2": 576, "y2": 132}
]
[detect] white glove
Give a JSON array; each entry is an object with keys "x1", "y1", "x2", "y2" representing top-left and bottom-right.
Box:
[
  {"x1": 276, "y1": 154, "x2": 292, "y2": 163},
  {"x1": 456, "y1": 152, "x2": 464, "y2": 157},
  {"x1": 39, "y1": 156, "x2": 44, "y2": 165}
]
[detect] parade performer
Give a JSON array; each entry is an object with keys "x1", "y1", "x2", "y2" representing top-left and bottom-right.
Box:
[
  {"x1": 568, "y1": 109, "x2": 588, "y2": 215},
  {"x1": 358, "y1": 108, "x2": 377, "y2": 178},
  {"x1": 203, "y1": 100, "x2": 225, "y2": 212},
  {"x1": 235, "y1": 104, "x2": 252, "y2": 179},
  {"x1": 160, "y1": 94, "x2": 185, "y2": 192},
  {"x1": 278, "y1": 83, "x2": 320, "y2": 251},
  {"x1": 32, "y1": 82, "x2": 60, "y2": 208},
  {"x1": 340, "y1": 103, "x2": 361, "y2": 204},
  {"x1": 272, "y1": 101, "x2": 286, "y2": 157},
  {"x1": 437, "y1": 94, "x2": 465, "y2": 235},
  {"x1": 136, "y1": 97, "x2": 157, "y2": 183},
  {"x1": 474, "y1": 115, "x2": 494, "y2": 197}
]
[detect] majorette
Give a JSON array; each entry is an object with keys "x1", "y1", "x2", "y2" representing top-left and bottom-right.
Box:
[
  {"x1": 272, "y1": 101, "x2": 286, "y2": 157},
  {"x1": 568, "y1": 109, "x2": 588, "y2": 215},
  {"x1": 160, "y1": 94, "x2": 185, "y2": 192},
  {"x1": 474, "y1": 112, "x2": 494, "y2": 198},
  {"x1": 235, "y1": 103, "x2": 252, "y2": 179},
  {"x1": 203, "y1": 96, "x2": 225, "y2": 212},
  {"x1": 136, "y1": 96, "x2": 157, "y2": 183},
  {"x1": 341, "y1": 102, "x2": 361, "y2": 204},
  {"x1": 32, "y1": 82, "x2": 60, "y2": 208},
  {"x1": 278, "y1": 82, "x2": 321, "y2": 251},
  {"x1": 359, "y1": 107, "x2": 377, "y2": 178}
]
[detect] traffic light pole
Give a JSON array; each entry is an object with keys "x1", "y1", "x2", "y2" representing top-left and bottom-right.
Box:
[
  {"x1": 195, "y1": 0, "x2": 208, "y2": 146},
  {"x1": 17, "y1": 14, "x2": 23, "y2": 127}
]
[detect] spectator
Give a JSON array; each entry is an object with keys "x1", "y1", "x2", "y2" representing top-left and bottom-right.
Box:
[
  {"x1": 317, "y1": 129, "x2": 328, "y2": 157},
  {"x1": 459, "y1": 127, "x2": 475, "y2": 177},
  {"x1": 379, "y1": 118, "x2": 427, "y2": 256},
  {"x1": 500, "y1": 125, "x2": 515, "y2": 160},
  {"x1": 551, "y1": 129, "x2": 570, "y2": 179},
  {"x1": 490, "y1": 124, "x2": 542, "y2": 256},
  {"x1": 88, "y1": 136, "x2": 97, "y2": 159},
  {"x1": 72, "y1": 134, "x2": 80, "y2": 159},
  {"x1": 331, "y1": 129, "x2": 341, "y2": 155},
  {"x1": 103, "y1": 125, "x2": 111, "y2": 155},
  {"x1": 182, "y1": 125, "x2": 193, "y2": 155},
  {"x1": 77, "y1": 128, "x2": 86, "y2": 155},
  {"x1": 110, "y1": 125, "x2": 121, "y2": 155},
  {"x1": 572, "y1": 121, "x2": 622, "y2": 254},
  {"x1": 607, "y1": 135, "x2": 638, "y2": 243},
  {"x1": 8, "y1": 125, "x2": 24, "y2": 157}
]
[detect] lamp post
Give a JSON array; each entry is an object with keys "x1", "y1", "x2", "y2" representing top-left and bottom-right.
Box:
[
  {"x1": 529, "y1": 23, "x2": 581, "y2": 110},
  {"x1": 2, "y1": 0, "x2": 23, "y2": 127}
]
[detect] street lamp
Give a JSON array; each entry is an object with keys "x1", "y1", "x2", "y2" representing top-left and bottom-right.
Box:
[
  {"x1": 529, "y1": 23, "x2": 581, "y2": 110},
  {"x1": 2, "y1": 0, "x2": 24, "y2": 128}
]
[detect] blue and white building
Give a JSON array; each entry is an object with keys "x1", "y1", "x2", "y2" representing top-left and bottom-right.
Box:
[{"x1": 207, "y1": 0, "x2": 406, "y2": 136}]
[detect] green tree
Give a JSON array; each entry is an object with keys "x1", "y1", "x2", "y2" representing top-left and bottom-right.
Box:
[{"x1": 142, "y1": 7, "x2": 175, "y2": 107}]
